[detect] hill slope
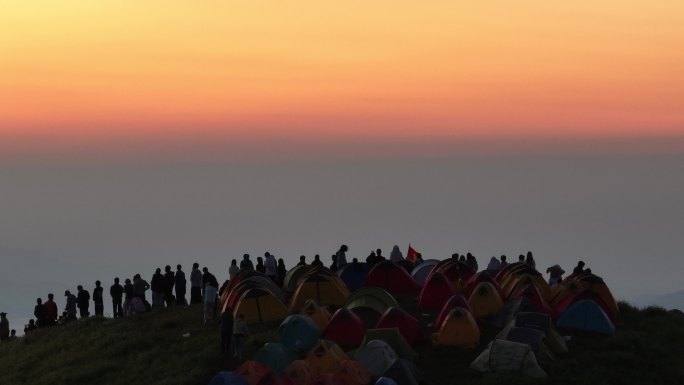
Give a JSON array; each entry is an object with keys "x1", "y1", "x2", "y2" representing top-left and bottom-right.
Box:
[{"x1": 1, "y1": 302, "x2": 683, "y2": 385}]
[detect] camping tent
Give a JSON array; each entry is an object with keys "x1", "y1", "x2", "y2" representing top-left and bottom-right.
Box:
[
  {"x1": 324, "y1": 307, "x2": 368, "y2": 350},
  {"x1": 375, "y1": 307, "x2": 424, "y2": 344},
  {"x1": 470, "y1": 339, "x2": 547, "y2": 378},
  {"x1": 279, "y1": 315, "x2": 322, "y2": 354},
  {"x1": 363, "y1": 261, "x2": 419, "y2": 295}
]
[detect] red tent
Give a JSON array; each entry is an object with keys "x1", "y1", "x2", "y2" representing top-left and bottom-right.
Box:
[
  {"x1": 324, "y1": 308, "x2": 367, "y2": 350},
  {"x1": 363, "y1": 261, "x2": 419, "y2": 295},
  {"x1": 418, "y1": 272, "x2": 457, "y2": 312},
  {"x1": 375, "y1": 306, "x2": 424, "y2": 344}
]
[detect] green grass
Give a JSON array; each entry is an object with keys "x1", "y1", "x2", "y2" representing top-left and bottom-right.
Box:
[{"x1": 1, "y1": 302, "x2": 683, "y2": 385}]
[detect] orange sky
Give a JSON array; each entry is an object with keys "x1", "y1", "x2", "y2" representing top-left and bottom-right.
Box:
[{"x1": 1, "y1": 1, "x2": 683, "y2": 157}]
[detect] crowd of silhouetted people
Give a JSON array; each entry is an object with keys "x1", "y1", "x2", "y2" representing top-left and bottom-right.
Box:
[{"x1": 1, "y1": 244, "x2": 588, "y2": 347}]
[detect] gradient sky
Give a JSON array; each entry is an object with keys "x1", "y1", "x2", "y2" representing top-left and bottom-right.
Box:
[
  {"x1": 1, "y1": 1, "x2": 684, "y2": 330},
  {"x1": 1, "y1": 0, "x2": 683, "y2": 160}
]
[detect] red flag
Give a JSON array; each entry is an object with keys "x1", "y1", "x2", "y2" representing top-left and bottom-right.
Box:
[{"x1": 406, "y1": 244, "x2": 419, "y2": 263}]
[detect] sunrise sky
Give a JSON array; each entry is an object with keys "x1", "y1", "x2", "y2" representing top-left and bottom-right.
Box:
[
  {"x1": 1, "y1": 1, "x2": 683, "y2": 160},
  {"x1": 2, "y1": 1, "x2": 684, "y2": 331}
]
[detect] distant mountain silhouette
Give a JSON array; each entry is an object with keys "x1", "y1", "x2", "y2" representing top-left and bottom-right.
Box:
[{"x1": 639, "y1": 290, "x2": 684, "y2": 311}]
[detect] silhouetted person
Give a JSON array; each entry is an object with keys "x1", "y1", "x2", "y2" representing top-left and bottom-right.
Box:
[
  {"x1": 64, "y1": 290, "x2": 77, "y2": 320},
  {"x1": 240, "y1": 254, "x2": 254, "y2": 271},
  {"x1": 93, "y1": 281, "x2": 104, "y2": 316},
  {"x1": 458, "y1": 255, "x2": 466, "y2": 262},
  {"x1": 34, "y1": 298, "x2": 46, "y2": 328},
  {"x1": 151, "y1": 268, "x2": 165, "y2": 310},
  {"x1": 77, "y1": 285, "x2": 90, "y2": 318},
  {"x1": 573, "y1": 261, "x2": 586, "y2": 275},
  {"x1": 164, "y1": 265, "x2": 175, "y2": 307},
  {"x1": 518, "y1": 254, "x2": 525, "y2": 263},
  {"x1": 219, "y1": 307, "x2": 234, "y2": 354},
  {"x1": 9, "y1": 329, "x2": 17, "y2": 341},
  {"x1": 330, "y1": 254, "x2": 337, "y2": 272},
  {"x1": 276, "y1": 258, "x2": 287, "y2": 286},
  {"x1": 44, "y1": 293, "x2": 58, "y2": 326},
  {"x1": 311, "y1": 254, "x2": 324, "y2": 267},
  {"x1": 546, "y1": 264, "x2": 565, "y2": 287},
  {"x1": 297, "y1": 255, "x2": 307, "y2": 266},
  {"x1": 500, "y1": 255, "x2": 508, "y2": 269},
  {"x1": 228, "y1": 259, "x2": 239, "y2": 281},
  {"x1": 233, "y1": 314, "x2": 249, "y2": 359},
  {"x1": 264, "y1": 253, "x2": 277, "y2": 282},
  {"x1": 466, "y1": 253, "x2": 478, "y2": 271},
  {"x1": 0, "y1": 312, "x2": 9, "y2": 341},
  {"x1": 190, "y1": 263, "x2": 203, "y2": 304},
  {"x1": 202, "y1": 267, "x2": 219, "y2": 324},
  {"x1": 256, "y1": 257, "x2": 265, "y2": 274},
  {"x1": 525, "y1": 251, "x2": 536, "y2": 269},
  {"x1": 175, "y1": 264, "x2": 187, "y2": 306},
  {"x1": 133, "y1": 273, "x2": 150, "y2": 302},
  {"x1": 111, "y1": 278, "x2": 124, "y2": 318},
  {"x1": 336, "y1": 245, "x2": 349, "y2": 268},
  {"x1": 390, "y1": 245, "x2": 403, "y2": 263},
  {"x1": 487, "y1": 257, "x2": 501, "y2": 274},
  {"x1": 366, "y1": 251, "x2": 376, "y2": 265},
  {"x1": 352, "y1": 258, "x2": 362, "y2": 272},
  {"x1": 123, "y1": 278, "x2": 134, "y2": 316},
  {"x1": 24, "y1": 319, "x2": 36, "y2": 334}
]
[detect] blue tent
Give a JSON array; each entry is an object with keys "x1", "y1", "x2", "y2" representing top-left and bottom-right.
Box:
[
  {"x1": 207, "y1": 372, "x2": 248, "y2": 385},
  {"x1": 337, "y1": 263, "x2": 368, "y2": 290},
  {"x1": 556, "y1": 300, "x2": 615, "y2": 335},
  {"x1": 254, "y1": 342, "x2": 296, "y2": 376},
  {"x1": 278, "y1": 314, "x2": 321, "y2": 354}
]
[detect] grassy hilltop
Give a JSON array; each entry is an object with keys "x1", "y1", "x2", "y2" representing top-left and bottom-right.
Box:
[{"x1": 0, "y1": 302, "x2": 683, "y2": 385}]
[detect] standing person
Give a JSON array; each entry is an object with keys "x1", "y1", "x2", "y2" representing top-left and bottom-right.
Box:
[
  {"x1": 297, "y1": 255, "x2": 307, "y2": 266},
  {"x1": 110, "y1": 278, "x2": 124, "y2": 318},
  {"x1": 276, "y1": 258, "x2": 287, "y2": 287},
  {"x1": 500, "y1": 255, "x2": 509, "y2": 269},
  {"x1": 203, "y1": 267, "x2": 219, "y2": 324},
  {"x1": 240, "y1": 254, "x2": 254, "y2": 271},
  {"x1": 123, "y1": 278, "x2": 135, "y2": 316},
  {"x1": 44, "y1": 293, "x2": 58, "y2": 326},
  {"x1": 93, "y1": 281, "x2": 104, "y2": 316},
  {"x1": 34, "y1": 298, "x2": 46, "y2": 328},
  {"x1": 487, "y1": 257, "x2": 501, "y2": 275},
  {"x1": 133, "y1": 274, "x2": 150, "y2": 301},
  {"x1": 76, "y1": 285, "x2": 91, "y2": 318},
  {"x1": 190, "y1": 263, "x2": 203, "y2": 305},
  {"x1": 175, "y1": 264, "x2": 187, "y2": 306},
  {"x1": 0, "y1": 313, "x2": 10, "y2": 341},
  {"x1": 64, "y1": 290, "x2": 77, "y2": 320},
  {"x1": 329, "y1": 254, "x2": 337, "y2": 272},
  {"x1": 255, "y1": 257, "x2": 265, "y2": 274},
  {"x1": 466, "y1": 253, "x2": 479, "y2": 272},
  {"x1": 232, "y1": 314, "x2": 249, "y2": 359},
  {"x1": 573, "y1": 261, "x2": 586, "y2": 275},
  {"x1": 389, "y1": 245, "x2": 403, "y2": 263},
  {"x1": 546, "y1": 265, "x2": 565, "y2": 287},
  {"x1": 264, "y1": 253, "x2": 277, "y2": 282},
  {"x1": 311, "y1": 254, "x2": 323, "y2": 267},
  {"x1": 219, "y1": 307, "x2": 234, "y2": 354},
  {"x1": 335, "y1": 245, "x2": 349, "y2": 268},
  {"x1": 229, "y1": 259, "x2": 240, "y2": 281},
  {"x1": 151, "y1": 268, "x2": 165, "y2": 310},
  {"x1": 526, "y1": 251, "x2": 536, "y2": 269},
  {"x1": 163, "y1": 265, "x2": 175, "y2": 307}
]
